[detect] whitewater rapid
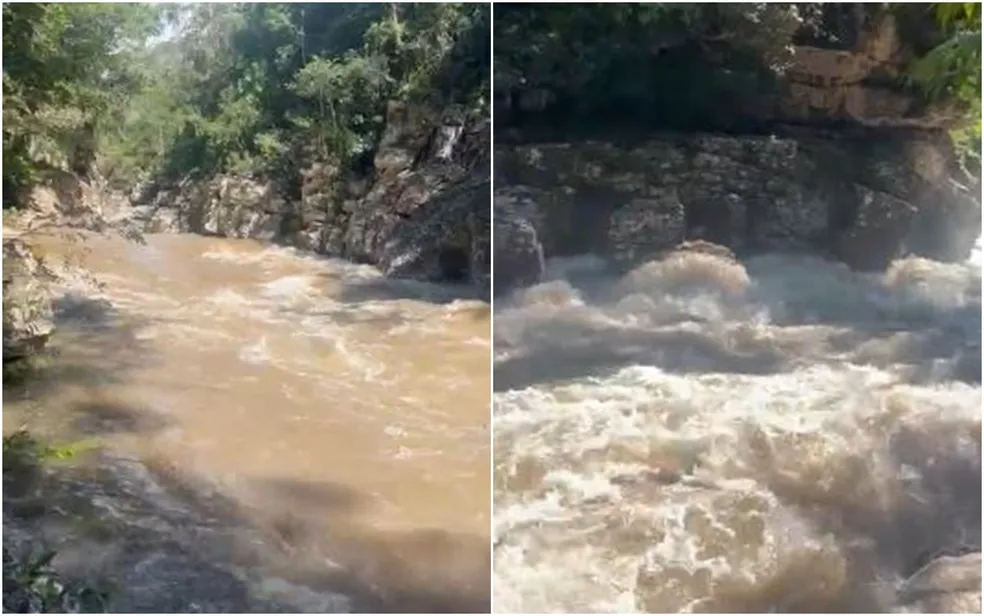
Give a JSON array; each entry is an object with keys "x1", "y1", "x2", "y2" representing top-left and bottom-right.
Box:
[{"x1": 493, "y1": 246, "x2": 981, "y2": 613}]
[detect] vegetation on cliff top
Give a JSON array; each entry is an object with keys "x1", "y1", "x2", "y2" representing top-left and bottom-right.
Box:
[
  {"x1": 495, "y1": 3, "x2": 980, "y2": 169},
  {"x1": 2, "y1": 3, "x2": 489, "y2": 209},
  {"x1": 906, "y1": 2, "x2": 981, "y2": 169}
]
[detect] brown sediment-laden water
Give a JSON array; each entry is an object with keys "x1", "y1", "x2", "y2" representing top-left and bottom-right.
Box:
[
  {"x1": 5, "y1": 231, "x2": 491, "y2": 613},
  {"x1": 493, "y1": 242, "x2": 981, "y2": 612}
]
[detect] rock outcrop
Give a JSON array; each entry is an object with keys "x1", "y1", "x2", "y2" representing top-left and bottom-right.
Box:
[
  {"x1": 493, "y1": 131, "x2": 980, "y2": 285},
  {"x1": 339, "y1": 102, "x2": 490, "y2": 286},
  {"x1": 492, "y1": 187, "x2": 546, "y2": 295},
  {"x1": 491, "y1": 6, "x2": 979, "y2": 296},
  {"x1": 2, "y1": 238, "x2": 54, "y2": 363},
  {"x1": 134, "y1": 175, "x2": 283, "y2": 240},
  {"x1": 755, "y1": 10, "x2": 960, "y2": 130},
  {"x1": 137, "y1": 101, "x2": 491, "y2": 292}
]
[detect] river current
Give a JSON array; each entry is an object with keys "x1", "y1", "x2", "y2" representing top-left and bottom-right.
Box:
[
  {"x1": 492, "y1": 243, "x2": 981, "y2": 613},
  {"x1": 5, "y1": 231, "x2": 491, "y2": 612}
]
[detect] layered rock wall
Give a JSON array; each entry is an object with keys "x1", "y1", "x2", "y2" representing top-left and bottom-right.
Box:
[
  {"x1": 493, "y1": 131, "x2": 980, "y2": 293},
  {"x1": 2, "y1": 238, "x2": 54, "y2": 363},
  {"x1": 137, "y1": 102, "x2": 491, "y2": 292}
]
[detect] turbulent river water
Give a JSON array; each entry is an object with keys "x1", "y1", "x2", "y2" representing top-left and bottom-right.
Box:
[
  {"x1": 5, "y1": 232, "x2": 491, "y2": 613},
  {"x1": 493, "y1": 243, "x2": 981, "y2": 613}
]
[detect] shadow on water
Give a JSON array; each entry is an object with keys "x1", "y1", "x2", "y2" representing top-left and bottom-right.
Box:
[
  {"x1": 69, "y1": 400, "x2": 173, "y2": 436},
  {"x1": 4, "y1": 295, "x2": 160, "y2": 407},
  {"x1": 4, "y1": 295, "x2": 491, "y2": 613},
  {"x1": 268, "y1": 270, "x2": 489, "y2": 331},
  {"x1": 330, "y1": 275, "x2": 486, "y2": 306},
  {"x1": 8, "y1": 450, "x2": 491, "y2": 613}
]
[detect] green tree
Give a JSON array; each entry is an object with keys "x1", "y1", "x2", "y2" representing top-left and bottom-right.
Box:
[
  {"x1": 2, "y1": 2, "x2": 161, "y2": 207},
  {"x1": 907, "y1": 2, "x2": 981, "y2": 172}
]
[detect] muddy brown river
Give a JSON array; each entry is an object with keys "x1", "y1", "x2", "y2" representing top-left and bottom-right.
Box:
[{"x1": 5, "y1": 231, "x2": 491, "y2": 612}]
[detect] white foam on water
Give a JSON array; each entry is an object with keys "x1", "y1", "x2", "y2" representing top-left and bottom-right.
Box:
[
  {"x1": 259, "y1": 274, "x2": 316, "y2": 303},
  {"x1": 332, "y1": 336, "x2": 386, "y2": 382},
  {"x1": 206, "y1": 287, "x2": 252, "y2": 309},
  {"x1": 494, "y1": 249, "x2": 982, "y2": 613},
  {"x1": 239, "y1": 337, "x2": 270, "y2": 365},
  {"x1": 968, "y1": 236, "x2": 983, "y2": 268}
]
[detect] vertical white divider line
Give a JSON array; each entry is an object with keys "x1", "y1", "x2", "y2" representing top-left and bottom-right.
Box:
[{"x1": 487, "y1": 0, "x2": 496, "y2": 612}]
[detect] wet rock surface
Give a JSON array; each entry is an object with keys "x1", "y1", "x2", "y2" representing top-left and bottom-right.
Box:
[{"x1": 1, "y1": 453, "x2": 341, "y2": 613}]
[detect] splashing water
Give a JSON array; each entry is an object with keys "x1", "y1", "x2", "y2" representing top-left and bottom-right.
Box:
[{"x1": 493, "y1": 246, "x2": 981, "y2": 613}]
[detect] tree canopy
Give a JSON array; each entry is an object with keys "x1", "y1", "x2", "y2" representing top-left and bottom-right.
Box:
[
  {"x1": 494, "y1": 2, "x2": 981, "y2": 167},
  {"x1": 3, "y1": 2, "x2": 978, "y2": 208},
  {"x1": 906, "y1": 2, "x2": 981, "y2": 169},
  {"x1": 2, "y1": 3, "x2": 489, "y2": 207}
]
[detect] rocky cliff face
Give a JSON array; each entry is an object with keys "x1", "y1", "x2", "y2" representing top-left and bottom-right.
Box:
[
  {"x1": 2, "y1": 238, "x2": 54, "y2": 364},
  {"x1": 138, "y1": 101, "x2": 491, "y2": 292},
  {"x1": 492, "y1": 9, "x2": 980, "y2": 295},
  {"x1": 745, "y1": 10, "x2": 960, "y2": 130},
  {"x1": 493, "y1": 130, "x2": 979, "y2": 292}
]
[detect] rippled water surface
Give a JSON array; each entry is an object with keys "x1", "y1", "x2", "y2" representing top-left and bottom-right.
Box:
[
  {"x1": 493, "y1": 246, "x2": 981, "y2": 613},
  {"x1": 6, "y1": 232, "x2": 490, "y2": 612}
]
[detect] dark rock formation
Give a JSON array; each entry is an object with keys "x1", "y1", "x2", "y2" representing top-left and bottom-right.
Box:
[
  {"x1": 494, "y1": 131, "x2": 979, "y2": 283},
  {"x1": 137, "y1": 101, "x2": 490, "y2": 293},
  {"x1": 492, "y1": 187, "x2": 546, "y2": 296},
  {"x1": 340, "y1": 102, "x2": 490, "y2": 286}
]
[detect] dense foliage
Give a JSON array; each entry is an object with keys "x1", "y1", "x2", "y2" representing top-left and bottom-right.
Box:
[
  {"x1": 495, "y1": 2, "x2": 981, "y2": 164},
  {"x1": 2, "y1": 3, "x2": 160, "y2": 207},
  {"x1": 493, "y1": 3, "x2": 839, "y2": 131},
  {"x1": 2, "y1": 3, "x2": 489, "y2": 206},
  {"x1": 906, "y1": 2, "x2": 981, "y2": 170},
  {"x1": 3, "y1": 2, "x2": 977, "y2": 201}
]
